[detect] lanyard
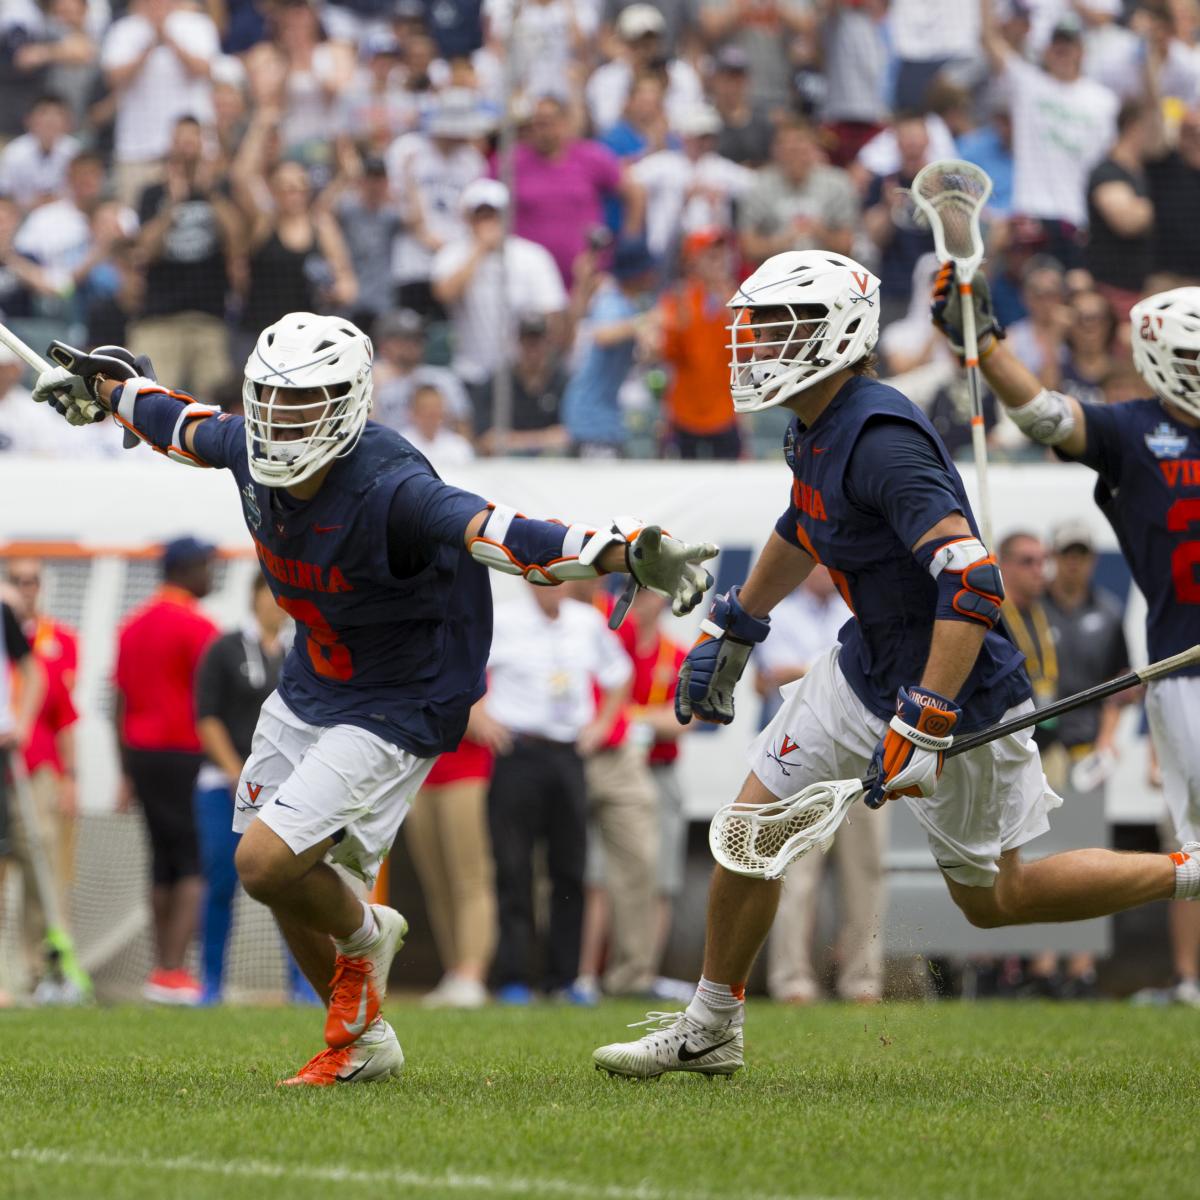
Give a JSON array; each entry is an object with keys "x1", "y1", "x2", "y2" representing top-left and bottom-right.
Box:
[{"x1": 1004, "y1": 600, "x2": 1058, "y2": 701}]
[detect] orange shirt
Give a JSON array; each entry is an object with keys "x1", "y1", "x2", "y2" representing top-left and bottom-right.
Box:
[
  {"x1": 115, "y1": 585, "x2": 219, "y2": 753},
  {"x1": 22, "y1": 617, "x2": 79, "y2": 774},
  {"x1": 660, "y1": 280, "x2": 738, "y2": 436}
]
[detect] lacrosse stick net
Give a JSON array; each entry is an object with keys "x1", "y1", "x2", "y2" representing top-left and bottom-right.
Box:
[{"x1": 709, "y1": 779, "x2": 865, "y2": 880}]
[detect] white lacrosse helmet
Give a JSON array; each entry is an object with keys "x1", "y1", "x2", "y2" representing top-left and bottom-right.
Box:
[
  {"x1": 727, "y1": 251, "x2": 881, "y2": 414},
  {"x1": 1131, "y1": 287, "x2": 1200, "y2": 421},
  {"x1": 242, "y1": 312, "x2": 374, "y2": 487}
]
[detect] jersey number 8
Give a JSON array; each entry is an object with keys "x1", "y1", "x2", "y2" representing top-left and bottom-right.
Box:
[{"x1": 275, "y1": 596, "x2": 354, "y2": 681}]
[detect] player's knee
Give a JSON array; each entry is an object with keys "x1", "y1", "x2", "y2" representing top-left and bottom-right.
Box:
[
  {"x1": 948, "y1": 883, "x2": 1011, "y2": 929},
  {"x1": 234, "y1": 838, "x2": 287, "y2": 902}
]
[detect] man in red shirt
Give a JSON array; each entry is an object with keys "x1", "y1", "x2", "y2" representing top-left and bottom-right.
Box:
[
  {"x1": 114, "y1": 537, "x2": 219, "y2": 1004},
  {"x1": 5, "y1": 557, "x2": 79, "y2": 987}
]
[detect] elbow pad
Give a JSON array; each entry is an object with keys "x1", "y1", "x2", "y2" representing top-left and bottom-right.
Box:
[
  {"x1": 112, "y1": 377, "x2": 219, "y2": 466},
  {"x1": 467, "y1": 504, "x2": 642, "y2": 585},
  {"x1": 1006, "y1": 388, "x2": 1077, "y2": 446},
  {"x1": 919, "y1": 536, "x2": 1004, "y2": 630}
]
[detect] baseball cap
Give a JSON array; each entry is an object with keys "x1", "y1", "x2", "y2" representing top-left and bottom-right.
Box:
[
  {"x1": 674, "y1": 103, "x2": 723, "y2": 138},
  {"x1": 460, "y1": 177, "x2": 509, "y2": 214},
  {"x1": 518, "y1": 313, "x2": 549, "y2": 337},
  {"x1": 714, "y1": 44, "x2": 750, "y2": 73},
  {"x1": 1050, "y1": 13, "x2": 1083, "y2": 40},
  {"x1": 682, "y1": 226, "x2": 730, "y2": 258},
  {"x1": 617, "y1": 3, "x2": 666, "y2": 40},
  {"x1": 374, "y1": 308, "x2": 425, "y2": 340},
  {"x1": 1050, "y1": 520, "x2": 1095, "y2": 554},
  {"x1": 163, "y1": 536, "x2": 216, "y2": 571},
  {"x1": 611, "y1": 237, "x2": 658, "y2": 281}
]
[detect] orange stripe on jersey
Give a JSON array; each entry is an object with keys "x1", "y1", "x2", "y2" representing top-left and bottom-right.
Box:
[{"x1": 791, "y1": 518, "x2": 855, "y2": 614}]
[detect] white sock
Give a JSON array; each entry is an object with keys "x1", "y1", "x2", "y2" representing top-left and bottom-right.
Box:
[
  {"x1": 334, "y1": 901, "x2": 377, "y2": 955},
  {"x1": 686, "y1": 977, "x2": 745, "y2": 1027},
  {"x1": 1173, "y1": 849, "x2": 1200, "y2": 899}
]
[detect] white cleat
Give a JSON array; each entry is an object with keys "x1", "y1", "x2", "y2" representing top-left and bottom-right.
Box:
[
  {"x1": 280, "y1": 1018, "x2": 405, "y2": 1086},
  {"x1": 421, "y1": 975, "x2": 489, "y2": 1009},
  {"x1": 325, "y1": 904, "x2": 408, "y2": 1049},
  {"x1": 593, "y1": 1011, "x2": 744, "y2": 1080}
]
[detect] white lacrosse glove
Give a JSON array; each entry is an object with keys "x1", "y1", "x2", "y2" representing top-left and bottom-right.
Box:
[
  {"x1": 31, "y1": 365, "x2": 106, "y2": 426},
  {"x1": 626, "y1": 525, "x2": 718, "y2": 617}
]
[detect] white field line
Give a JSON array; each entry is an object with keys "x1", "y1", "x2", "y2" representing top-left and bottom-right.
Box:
[{"x1": 4, "y1": 1146, "x2": 851, "y2": 1200}]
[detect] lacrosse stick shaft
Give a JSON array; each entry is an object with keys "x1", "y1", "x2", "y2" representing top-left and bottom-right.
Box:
[
  {"x1": 0, "y1": 322, "x2": 54, "y2": 375},
  {"x1": 959, "y1": 286, "x2": 993, "y2": 550}
]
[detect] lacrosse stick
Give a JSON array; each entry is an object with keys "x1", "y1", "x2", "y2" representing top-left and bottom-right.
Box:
[
  {"x1": 0, "y1": 320, "x2": 54, "y2": 376},
  {"x1": 711, "y1": 642, "x2": 1200, "y2": 880},
  {"x1": 911, "y1": 159, "x2": 994, "y2": 548}
]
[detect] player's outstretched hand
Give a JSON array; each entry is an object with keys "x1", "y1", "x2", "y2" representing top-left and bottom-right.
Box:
[
  {"x1": 930, "y1": 261, "x2": 1005, "y2": 361},
  {"x1": 32, "y1": 365, "x2": 106, "y2": 426},
  {"x1": 864, "y1": 685, "x2": 960, "y2": 809},
  {"x1": 627, "y1": 525, "x2": 719, "y2": 617},
  {"x1": 675, "y1": 586, "x2": 770, "y2": 726}
]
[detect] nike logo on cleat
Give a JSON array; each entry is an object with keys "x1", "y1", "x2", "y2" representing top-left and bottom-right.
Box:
[
  {"x1": 342, "y1": 985, "x2": 370, "y2": 1038},
  {"x1": 677, "y1": 1036, "x2": 736, "y2": 1062},
  {"x1": 337, "y1": 1055, "x2": 374, "y2": 1082}
]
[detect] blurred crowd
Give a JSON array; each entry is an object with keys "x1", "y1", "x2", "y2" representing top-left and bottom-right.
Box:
[{"x1": 1, "y1": 0, "x2": 1199, "y2": 460}]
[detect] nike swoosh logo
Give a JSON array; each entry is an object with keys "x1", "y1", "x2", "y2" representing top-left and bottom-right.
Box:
[
  {"x1": 337, "y1": 1054, "x2": 374, "y2": 1082},
  {"x1": 342, "y1": 984, "x2": 370, "y2": 1039},
  {"x1": 678, "y1": 1035, "x2": 736, "y2": 1062},
  {"x1": 812, "y1": 447, "x2": 828, "y2": 454},
  {"x1": 313, "y1": 523, "x2": 343, "y2": 534},
  {"x1": 274, "y1": 799, "x2": 300, "y2": 811}
]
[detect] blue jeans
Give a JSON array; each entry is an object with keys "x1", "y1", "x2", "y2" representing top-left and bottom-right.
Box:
[{"x1": 194, "y1": 782, "x2": 310, "y2": 998}]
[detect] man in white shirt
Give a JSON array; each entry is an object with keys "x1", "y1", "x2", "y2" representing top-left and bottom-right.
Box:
[
  {"x1": 631, "y1": 103, "x2": 755, "y2": 260},
  {"x1": 431, "y1": 178, "x2": 567, "y2": 403},
  {"x1": 100, "y1": 0, "x2": 220, "y2": 205},
  {"x1": 0, "y1": 94, "x2": 80, "y2": 211},
  {"x1": 980, "y1": 3, "x2": 1118, "y2": 266},
  {"x1": 485, "y1": 584, "x2": 633, "y2": 1004},
  {"x1": 399, "y1": 383, "x2": 476, "y2": 470}
]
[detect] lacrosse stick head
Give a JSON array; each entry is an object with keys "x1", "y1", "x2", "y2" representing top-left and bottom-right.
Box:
[
  {"x1": 708, "y1": 778, "x2": 865, "y2": 880},
  {"x1": 910, "y1": 159, "x2": 992, "y2": 283}
]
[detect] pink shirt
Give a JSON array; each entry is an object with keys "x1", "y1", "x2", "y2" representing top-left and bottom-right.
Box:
[{"x1": 508, "y1": 140, "x2": 622, "y2": 283}]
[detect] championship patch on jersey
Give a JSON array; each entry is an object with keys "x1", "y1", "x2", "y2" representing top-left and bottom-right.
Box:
[
  {"x1": 783, "y1": 423, "x2": 797, "y2": 470},
  {"x1": 241, "y1": 482, "x2": 262, "y2": 530},
  {"x1": 1145, "y1": 422, "x2": 1189, "y2": 459}
]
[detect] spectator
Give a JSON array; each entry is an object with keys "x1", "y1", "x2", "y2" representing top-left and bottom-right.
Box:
[
  {"x1": 0, "y1": 345, "x2": 72, "y2": 455},
  {"x1": 980, "y1": 3, "x2": 1119, "y2": 269},
  {"x1": 486, "y1": 0, "x2": 596, "y2": 106},
  {"x1": 1085, "y1": 98, "x2": 1155, "y2": 318},
  {"x1": 420, "y1": 0, "x2": 484, "y2": 61},
  {"x1": 114, "y1": 536, "x2": 220, "y2": 1006},
  {"x1": 405, "y1": 702, "x2": 501, "y2": 1009},
  {"x1": 100, "y1": 0, "x2": 221, "y2": 206},
  {"x1": 4, "y1": 556, "x2": 77, "y2": 993},
  {"x1": 561, "y1": 237, "x2": 659, "y2": 458},
  {"x1": 862, "y1": 111, "x2": 937, "y2": 324},
  {"x1": 631, "y1": 103, "x2": 754, "y2": 261},
  {"x1": 340, "y1": 34, "x2": 418, "y2": 155},
  {"x1": 131, "y1": 115, "x2": 239, "y2": 398},
  {"x1": 320, "y1": 144, "x2": 405, "y2": 334},
  {"x1": 475, "y1": 313, "x2": 571, "y2": 456},
  {"x1": 698, "y1": 0, "x2": 813, "y2": 110},
  {"x1": 889, "y1": 0, "x2": 982, "y2": 111},
  {"x1": 10, "y1": 0, "x2": 99, "y2": 131},
  {"x1": 484, "y1": 582, "x2": 632, "y2": 1004},
  {"x1": 819, "y1": 0, "x2": 890, "y2": 169},
  {"x1": 242, "y1": 0, "x2": 356, "y2": 162},
  {"x1": 738, "y1": 117, "x2": 858, "y2": 264},
  {"x1": 854, "y1": 110, "x2": 958, "y2": 184},
  {"x1": 956, "y1": 87, "x2": 1015, "y2": 217},
  {"x1": 386, "y1": 87, "x2": 489, "y2": 320},
  {"x1": 709, "y1": 44, "x2": 775, "y2": 169},
  {"x1": 599, "y1": 0, "x2": 696, "y2": 54},
  {"x1": 192, "y1": 573, "x2": 314, "y2": 1005},
  {"x1": 1147, "y1": 104, "x2": 1200, "y2": 284},
  {"x1": 1091, "y1": 1, "x2": 1200, "y2": 105},
  {"x1": 1006, "y1": 258, "x2": 1070, "y2": 386},
  {"x1": 370, "y1": 307, "x2": 473, "y2": 433},
  {"x1": 431, "y1": 178, "x2": 567, "y2": 408},
  {"x1": 0, "y1": 195, "x2": 50, "y2": 323},
  {"x1": 510, "y1": 94, "x2": 645, "y2": 286},
  {"x1": 1021, "y1": 520, "x2": 1128, "y2": 999},
  {"x1": 0, "y1": 93, "x2": 80, "y2": 210},
  {"x1": 400, "y1": 382, "x2": 476, "y2": 468},
  {"x1": 1053, "y1": 288, "x2": 1119, "y2": 407},
  {"x1": 657, "y1": 227, "x2": 742, "y2": 459},
  {"x1": 997, "y1": 530, "x2": 1056, "y2": 711},
  {"x1": 586, "y1": 3, "x2": 703, "y2": 134},
  {"x1": 230, "y1": 108, "x2": 357, "y2": 362},
  {"x1": 600, "y1": 73, "x2": 672, "y2": 165},
  {"x1": 85, "y1": 235, "x2": 145, "y2": 350}
]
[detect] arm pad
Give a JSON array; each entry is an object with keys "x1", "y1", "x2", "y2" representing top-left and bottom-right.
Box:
[
  {"x1": 1006, "y1": 388, "x2": 1077, "y2": 446},
  {"x1": 918, "y1": 536, "x2": 1004, "y2": 629},
  {"x1": 111, "y1": 378, "x2": 220, "y2": 467},
  {"x1": 467, "y1": 504, "x2": 641, "y2": 585}
]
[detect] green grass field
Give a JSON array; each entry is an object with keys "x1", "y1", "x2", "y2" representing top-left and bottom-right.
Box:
[{"x1": 1, "y1": 1001, "x2": 1195, "y2": 1200}]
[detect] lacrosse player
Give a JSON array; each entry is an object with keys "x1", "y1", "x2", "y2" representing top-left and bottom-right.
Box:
[
  {"x1": 933, "y1": 268, "x2": 1200, "y2": 1005},
  {"x1": 31, "y1": 313, "x2": 718, "y2": 1085},
  {"x1": 593, "y1": 250, "x2": 1200, "y2": 1079}
]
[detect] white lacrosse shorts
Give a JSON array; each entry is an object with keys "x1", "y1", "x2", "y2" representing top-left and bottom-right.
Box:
[
  {"x1": 1145, "y1": 675, "x2": 1200, "y2": 843},
  {"x1": 232, "y1": 691, "x2": 436, "y2": 887},
  {"x1": 748, "y1": 647, "x2": 1062, "y2": 888}
]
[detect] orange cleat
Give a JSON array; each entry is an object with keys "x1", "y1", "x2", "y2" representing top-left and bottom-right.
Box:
[
  {"x1": 324, "y1": 906, "x2": 407, "y2": 1049},
  {"x1": 279, "y1": 1019, "x2": 404, "y2": 1086}
]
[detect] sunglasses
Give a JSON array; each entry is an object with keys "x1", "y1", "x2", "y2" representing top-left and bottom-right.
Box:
[
  {"x1": 1011, "y1": 555, "x2": 1045, "y2": 567},
  {"x1": 6, "y1": 575, "x2": 40, "y2": 587}
]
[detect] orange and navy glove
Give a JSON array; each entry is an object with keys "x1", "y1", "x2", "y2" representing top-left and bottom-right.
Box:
[
  {"x1": 864, "y1": 685, "x2": 960, "y2": 810},
  {"x1": 930, "y1": 261, "x2": 1005, "y2": 363}
]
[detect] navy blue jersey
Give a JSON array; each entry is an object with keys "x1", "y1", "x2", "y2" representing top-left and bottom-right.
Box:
[
  {"x1": 1066, "y1": 398, "x2": 1200, "y2": 675},
  {"x1": 775, "y1": 375, "x2": 1031, "y2": 731},
  {"x1": 192, "y1": 417, "x2": 492, "y2": 756}
]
